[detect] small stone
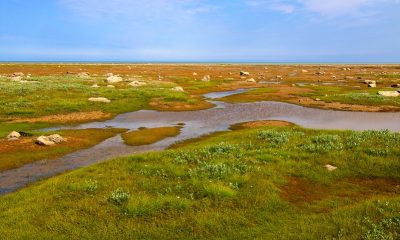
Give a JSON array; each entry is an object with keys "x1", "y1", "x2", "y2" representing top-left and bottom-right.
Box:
[
  {"x1": 240, "y1": 71, "x2": 250, "y2": 76},
  {"x1": 193, "y1": 72, "x2": 197, "y2": 76},
  {"x1": 107, "y1": 85, "x2": 115, "y2": 88},
  {"x1": 364, "y1": 80, "x2": 376, "y2": 85},
  {"x1": 378, "y1": 91, "x2": 400, "y2": 97},
  {"x1": 301, "y1": 69, "x2": 308, "y2": 73},
  {"x1": 48, "y1": 134, "x2": 66, "y2": 143},
  {"x1": 12, "y1": 72, "x2": 24, "y2": 77},
  {"x1": 315, "y1": 98, "x2": 321, "y2": 101},
  {"x1": 106, "y1": 75, "x2": 123, "y2": 83},
  {"x1": 368, "y1": 83, "x2": 377, "y2": 88},
  {"x1": 246, "y1": 78, "x2": 256, "y2": 83},
  {"x1": 171, "y1": 86, "x2": 184, "y2": 92},
  {"x1": 36, "y1": 136, "x2": 55, "y2": 146},
  {"x1": 88, "y1": 97, "x2": 111, "y2": 103},
  {"x1": 324, "y1": 164, "x2": 337, "y2": 172},
  {"x1": 7, "y1": 131, "x2": 21, "y2": 141},
  {"x1": 91, "y1": 84, "x2": 100, "y2": 88},
  {"x1": 128, "y1": 81, "x2": 147, "y2": 87},
  {"x1": 202, "y1": 75, "x2": 211, "y2": 82}
]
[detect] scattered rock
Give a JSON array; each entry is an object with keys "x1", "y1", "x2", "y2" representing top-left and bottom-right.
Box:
[
  {"x1": 202, "y1": 75, "x2": 211, "y2": 82},
  {"x1": 128, "y1": 81, "x2": 147, "y2": 87},
  {"x1": 324, "y1": 164, "x2": 337, "y2": 172},
  {"x1": 107, "y1": 85, "x2": 115, "y2": 88},
  {"x1": 246, "y1": 78, "x2": 256, "y2": 83},
  {"x1": 316, "y1": 71, "x2": 325, "y2": 75},
  {"x1": 240, "y1": 71, "x2": 250, "y2": 76},
  {"x1": 88, "y1": 97, "x2": 111, "y2": 103},
  {"x1": 106, "y1": 75, "x2": 123, "y2": 84},
  {"x1": 315, "y1": 98, "x2": 321, "y2": 101},
  {"x1": 368, "y1": 83, "x2": 377, "y2": 88},
  {"x1": 364, "y1": 80, "x2": 376, "y2": 85},
  {"x1": 193, "y1": 72, "x2": 198, "y2": 76},
  {"x1": 48, "y1": 134, "x2": 66, "y2": 143},
  {"x1": 77, "y1": 72, "x2": 90, "y2": 78},
  {"x1": 12, "y1": 72, "x2": 24, "y2": 77},
  {"x1": 378, "y1": 91, "x2": 400, "y2": 97},
  {"x1": 7, "y1": 131, "x2": 21, "y2": 141},
  {"x1": 171, "y1": 86, "x2": 184, "y2": 92},
  {"x1": 35, "y1": 136, "x2": 55, "y2": 146},
  {"x1": 301, "y1": 69, "x2": 308, "y2": 73},
  {"x1": 10, "y1": 76, "x2": 23, "y2": 81},
  {"x1": 91, "y1": 84, "x2": 100, "y2": 88}
]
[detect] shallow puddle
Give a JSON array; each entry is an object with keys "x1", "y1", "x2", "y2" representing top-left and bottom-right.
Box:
[{"x1": 1, "y1": 89, "x2": 400, "y2": 194}]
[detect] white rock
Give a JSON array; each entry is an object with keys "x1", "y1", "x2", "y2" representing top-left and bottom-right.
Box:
[
  {"x1": 240, "y1": 71, "x2": 250, "y2": 76},
  {"x1": 7, "y1": 131, "x2": 21, "y2": 141},
  {"x1": 368, "y1": 83, "x2": 377, "y2": 88},
  {"x1": 202, "y1": 75, "x2": 211, "y2": 82},
  {"x1": 88, "y1": 97, "x2": 111, "y2": 103},
  {"x1": 301, "y1": 69, "x2": 308, "y2": 73},
  {"x1": 36, "y1": 136, "x2": 55, "y2": 146},
  {"x1": 107, "y1": 85, "x2": 115, "y2": 88},
  {"x1": 12, "y1": 72, "x2": 24, "y2": 77},
  {"x1": 364, "y1": 80, "x2": 376, "y2": 85},
  {"x1": 171, "y1": 86, "x2": 184, "y2": 92},
  {"x1": 128, "y1": 81, "x2": 147, "y2": 87},
  {"x1": 106, "y1": 75, "x2": 123, "y2": 83},
  {"x1": 91, "y1": 84, "x2": 100, "y2": 88},
  {"x1": 378, "y1": 91, "x2": 400, "y2": 97},
  {"x1": 193, "y1": 72, "x2": 198, "y2": 76},
  {"x1": 48, "y1": 134, "x2": 66, "y2": 143},
  {"x1": 324, "y1": 164, "x2": 337, "y2": 172},
  {"x1": 247, "y1": 78, "x2": 256, "y2": 83}
]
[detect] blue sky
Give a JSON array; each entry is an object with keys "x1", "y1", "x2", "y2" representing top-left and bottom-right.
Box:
[{"x1": 0, "y1": 0, "x2": 399, "y2": 62}]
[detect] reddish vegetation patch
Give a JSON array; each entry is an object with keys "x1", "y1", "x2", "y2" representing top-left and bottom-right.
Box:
[
  {"x1": 149, "y1": 98, "x2": 214, "y2": 111},
  {"x1": 9, "y1": 111, "x2": 112, "y2": 123},
  {"x1": 280, "y1": 177, "x2": 400, "y2": 209},
  {"x1": 230, "y1": 120, "x2": 294, "y2": 130}
]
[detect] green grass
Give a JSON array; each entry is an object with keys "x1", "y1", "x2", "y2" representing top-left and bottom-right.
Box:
[
  {"x1": 0, "y1": 126, "x2": 399, "y2": 239},
  {"x1": 121, "y1": 127, "x2": 181, "y2": 146}
]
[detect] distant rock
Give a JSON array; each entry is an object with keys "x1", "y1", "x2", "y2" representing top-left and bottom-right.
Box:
[
  {"x1": 7, "y1": 131, "x2": 21, "y2": 141},
  {"x1": 78, "y1": 72, "x2": 90, "y2": 79},
  {"x1": 107, "y1": 85, "x2": 115, "y2": 88},
  {"x1": 171, "y1": 86, "x2": 184, "y2": 92},
  {"x1": 240, "y1": 71, "x2": 250, "y2": 76},
  {"x1": 128, "y1": 81, "x2": 147, "y2": 87},
  {"x1": 324, "y1": 164, "x2": 337, "y2": 172},
  {"x1": 10, "y1": 76, "x2": 23, "y2": 81},
  {"x1": 91, "y1": 84, "x2": 100, "y2": 88},
  {"x1": 202, "y1": 75, "x2": 211, "y2": 82},
  {"x1": 106, "y1": 75, "x2": 123, "y2": 84},
  {"x1": 12, "y1": 72, "x2": 24, "y2": 77},
  {"x1": 193, "y1": 72, "x2": 198, "y2": 76},
  {"x1": 301, "y1": 69, "x2": 308, "y2": 73},
  {"x1": 364, "y1": 80, "x2": 376, "y2": 85},
  {"x1": 378, "y1": 91, "x2": 400, "y2": 97},
  {"x1": 48, "y1": 134, "x2": 66, "y2": 143},
  {"x1": 368, "y1": 83, "x2": 377, "y2": 88},
  {"x1": 88, "y1": 97, "x2": 111, "y2": 103},
  {"x1": 247, "y1": 78, "x2": 256, "y2": 83},
  {"x1": 36, "y1": 136, "x2": 55, "y2": 146}
]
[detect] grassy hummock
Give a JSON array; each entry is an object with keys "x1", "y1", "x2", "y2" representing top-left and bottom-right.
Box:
[
  {"x1": 0, "y1": 125, "x2": 399, "y2": 239},
  {"x1": 121, "y1": 126, "x2": 181, "y2": 146}
]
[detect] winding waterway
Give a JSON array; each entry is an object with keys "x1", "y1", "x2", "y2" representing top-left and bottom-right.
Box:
[{"x1": 1, "y1": 89, "x2": 399, "y2": 195}]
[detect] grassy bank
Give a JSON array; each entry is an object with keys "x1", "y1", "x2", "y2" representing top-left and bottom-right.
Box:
[
  {"x1": 122, "y1": 127, "x2": 181, "y2": 146},
  {"x1": 0, "y1": 128, "x2": 126, "y2": 171},
  {"x1": 0, "y1": 125, "x2": 399, "y2": 239}
]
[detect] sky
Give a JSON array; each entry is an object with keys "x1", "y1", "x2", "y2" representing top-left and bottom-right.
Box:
[{"x1": 0, "y1": 0, "x2": 399, "y2": 62}]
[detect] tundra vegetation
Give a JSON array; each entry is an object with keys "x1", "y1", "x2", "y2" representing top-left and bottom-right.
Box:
[
  {"x1": 0, "y1": 64, "x2": 400, "y2": 239},
  {"x1": 0, "y1": 125, "x2": 399, "y2": 239}
]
